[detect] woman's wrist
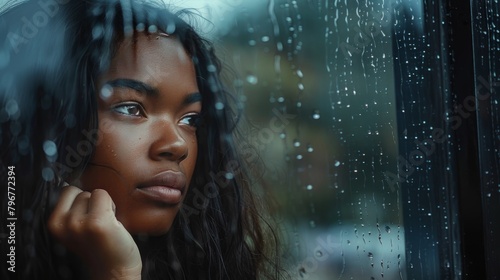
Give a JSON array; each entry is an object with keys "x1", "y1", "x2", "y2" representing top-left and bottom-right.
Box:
[{"x1": 89, "y1": 263, "x2": 142, "y2": 280}]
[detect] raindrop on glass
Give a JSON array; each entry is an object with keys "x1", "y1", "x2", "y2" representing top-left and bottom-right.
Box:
[
  {"x1": 215, "y1": 102, "x2": 224, "y2": 110},
  {"x1": 307, "y1": 145, "x2": 314, "y2": 153},
  {"x1": 148, "y1": 25, "x2": 158, "y2": 33},
  {"x1": 334, "y1": 160, "x2": 341, "y2": 167},
  {"x1": 207, "y1": 64, "x2": 217, "y2": 72},
  {"x1": 385, "y1": 226, "x2": 391, "y2": 233},
  {"x1": 261, "y1": 36, "x2": 270, "y2": 42},
  {"x1": 309, "y1": 220, "x2": 316, "y2": 228},
  {"x1": 92, "y1": 25, "x2": 104, "y2": 39},
  {"x1": 279, "y1": 132, "x2": 286, "y2": 139},
  {"x1": 136, "y1": 23, "x2": 145, "y2": 32},
  {"x1": 296, "y1": 69, "x2": 304, "y2": 78},
  {"x1": 166, "y1": 22, "x2": 176, "y2": 34},
  {"x1": 225, "y1": 172, "x2": 234, "y2": 180},
  {"x1": 42, "y1": 167, "x2": 54, "y2": 181},
  {"x1": 100, "y1": 84, "x2": 113, "y2": 100},
  {"x1": 296, "y1": 154, "x2": 303, "y2": 160},
  {"x1": 293, "y1": 139, "x2": 301, "y2": 147},
  {"x1": 298, "y1": 267, "x2": 307, "y2": 278},
  {"x1": 43, "y1": 140, "x2": 57, "y2": 157},
  {"x1": 312, "y1": 110, "x2": 320, "y2": 120},
  {"x1": 5, "y1": 99, "x2": 19, "y2": 116},
  {"x1": 296, "y1": 101, "x2": 302, "y2": 108},
  {"x1": 306, "y1": 184, "x2": 313, "y2": 190},
  {"x1": 246, "y1": 75, "x2": 258, "y2": 85}
]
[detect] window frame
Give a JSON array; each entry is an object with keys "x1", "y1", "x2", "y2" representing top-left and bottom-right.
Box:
[{"x1": 394, "y1": 0, "x2": 499, "y2": 278}]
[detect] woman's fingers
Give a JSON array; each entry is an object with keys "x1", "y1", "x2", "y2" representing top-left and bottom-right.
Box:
[
  {"x1": 69, "y1": 191, "x2": 91, "y2": 216},
  {"x1": 48, "y1": 185, "x2": 142, "y2": 277},
  {"x1": 87, "y1": 189, "x2": 114, "y2": 216},
  {"x1": 50, "y1": 185, "x2": 83, "y2": 217},
  {"x1": 47, "y1": 186, "x2": 83, "y2": 237}
]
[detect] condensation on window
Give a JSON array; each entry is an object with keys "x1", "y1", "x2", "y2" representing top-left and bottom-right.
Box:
[{"x1": 173, "y1": 0, "x2": 416, "y2": 279}]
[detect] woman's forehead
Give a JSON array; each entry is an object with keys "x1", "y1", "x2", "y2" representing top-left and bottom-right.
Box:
[{"x1": 108, "y1": 33, "x2": 190, "y2": 73}]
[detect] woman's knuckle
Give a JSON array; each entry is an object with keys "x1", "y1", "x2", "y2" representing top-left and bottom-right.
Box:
[{"x1": 85, "y1": 218, "x2": 107, "y2": 235}]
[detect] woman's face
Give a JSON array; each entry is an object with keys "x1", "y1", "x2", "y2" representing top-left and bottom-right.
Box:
[{"x1": 79, "y1": 33, "x2": 201, "y2": 235}]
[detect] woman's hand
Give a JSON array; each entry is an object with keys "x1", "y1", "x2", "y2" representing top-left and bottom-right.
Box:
[{"x1": 48, "y1": 186, "x2": 142, "y2": 280}]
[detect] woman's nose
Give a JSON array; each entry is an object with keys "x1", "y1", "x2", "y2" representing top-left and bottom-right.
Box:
[{"x1": 148, "y1": 119, "x2": 188, "y2": 162}]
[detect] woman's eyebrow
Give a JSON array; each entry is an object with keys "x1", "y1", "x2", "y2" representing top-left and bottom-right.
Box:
[
  {"x1": 184, "y1": 92, "x2": 202, "y2": 105},
  {"x1": 105, "y1": 78, "x2": 159, "y2": 96}
]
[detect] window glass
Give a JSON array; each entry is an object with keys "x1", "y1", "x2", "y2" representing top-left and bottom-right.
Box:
[
  {"x1": 171, "y1": 0, "x2": 411, "y2": 278},
  {"x1": 472, "y1": 0, "x2": 500, "y2": 276}
]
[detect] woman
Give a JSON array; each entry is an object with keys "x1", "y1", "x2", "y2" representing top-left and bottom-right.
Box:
[{"x1": 0, "y1": 0, "x2": 281, "y2": 279}]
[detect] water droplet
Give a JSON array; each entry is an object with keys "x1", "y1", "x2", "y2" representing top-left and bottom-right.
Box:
[
  {"x1": 296, "y1": 101, "x2": 302, "y2": 108},
  {"x1": 307, "y1": 145, "x2": 314, "y2": 152},
  {"x1": 136, "y1": 23, "x2": 145, "y2": 32},
  {"x1": 298, "y1": 83, "x2": 304, "y2": 90},
  {"x1": 225, "y1": 172, "x2": 234, "y2": 180},
  {"x1": 100, "y1": 84, "x2": 113, "y2": 100},
  {"x1": 43, "y1": 140, "x2": 57, "y2": 157},
  {"x1": 312, "y1": 110, "x2": 320, "y2": 119},
  {"x1": 309, "y1": 220, "x2": 316, "y2": 228},
  {"x1": 296, "y1": 154, "x2": 303, "y2": 160},
  {"x1": 334, "y1": 160, "x2": 341, "y2": 167},
  {"x1": 215, "y1": 102, "x2": 224, "y2": 110},
  {"x1": 296, "y1": 69, "x2": 304, "y2": 78},
  {"x1": 277, "y1": 96, "x2": 285, "y2": 103},
  {"x1": 5, "y1": 99, "x2": 19, "y2": 116},
  {"x1": 42, "y1": 167, "x2": 54, "y2": 181},
  {"x1": 315, "y1": 250, "x2": 323, "y2": 257},
  {"x1": 148, "y1": 25, "x2": 158, "y2": 33},
  {"x1": 306, "y1": 184, "x2": 313, "y2": 190},
  {"x1": 92, "y1": 25, "x2": 104, "y2": 39},
  {"x1": 165, "y1": 21, "x2": 177, "y2": 34},
  {"x1": 207, "y1": 64, "x2": 217, "y2": 72},
  {"x1": 298, "y1": 267, "x2": 307, "y2": 278},
  {"x1": 248, "y1": 40, "x2": 256, "y2": 46},
  {"x1": 279, "y1": 132, "x2": 286, "y2": 139},
  {"x1": 293, "y1": 139, "x2": 301, "y2": 147},
  {"x1": 368, "y1": 252, "x2": 374, "y2": 258},
  {"x1": 385, "y1": 226, "x2": 391, "y2": 233},
  {"x1": 261, "y1": 36, "x2": 270, "y2": 42},
  {"x1": 246, "y1": 75, "x2": 258, "y2": 85}
]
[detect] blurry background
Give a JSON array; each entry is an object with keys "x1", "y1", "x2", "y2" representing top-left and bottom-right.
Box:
[{"x1": 167, "y1": 0, "x2": 406, "y2": 279}]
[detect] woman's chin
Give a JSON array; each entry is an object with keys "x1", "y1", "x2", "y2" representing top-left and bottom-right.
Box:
[{"x1": 125, "y1": 223, "x2": 173, "y2": 236}]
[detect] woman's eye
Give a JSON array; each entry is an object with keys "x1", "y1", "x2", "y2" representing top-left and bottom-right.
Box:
[
  {"x1": 112, "y1": 103, "x2": 144, "y2": 117},
  {"x1": 179, "y1": 114, "x2": 202, "y2": 128}
]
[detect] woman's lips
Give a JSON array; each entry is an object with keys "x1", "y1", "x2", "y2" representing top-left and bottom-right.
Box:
[{"x1": 137, "y1": 170, "x2": 186, "y2": 204}]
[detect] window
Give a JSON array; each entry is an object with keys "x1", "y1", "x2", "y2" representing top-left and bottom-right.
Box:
[{"x1": 181, "y1": 0, "x2": 499, "y2": 278}]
